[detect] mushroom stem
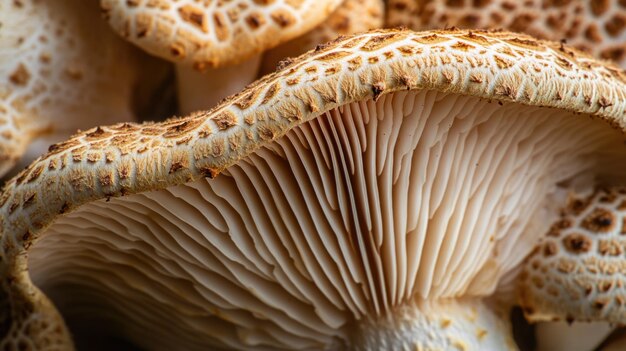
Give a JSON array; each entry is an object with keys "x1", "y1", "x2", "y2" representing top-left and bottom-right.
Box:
[
  {"x1": 535, "y1": 321, "x2": 613, "y2": 351},
  {"x1": 352, "y1": 298, "x2": 517, "y2": 350},
  {"x1": 176, "y1": 55, "x2": 262, "y2": 115}
]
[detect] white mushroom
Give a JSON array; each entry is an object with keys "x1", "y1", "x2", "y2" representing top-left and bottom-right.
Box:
[
  {"x1": 100, "y1": 0, "x2": 344, "y2": 114},
  {"x1": 0, "y1": 0, "x2": 149, "y2": 177},
  {"x1": 2, "y1": 29, "x2": 626, "y2": 350}
]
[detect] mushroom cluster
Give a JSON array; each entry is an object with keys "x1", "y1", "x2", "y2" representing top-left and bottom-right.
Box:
[
  {"x1": 100, "y1": 0, "x2": 384, "y2": 114},
  {"x1": 2, "y1": 28, "x2": 626, "y2": 350}
]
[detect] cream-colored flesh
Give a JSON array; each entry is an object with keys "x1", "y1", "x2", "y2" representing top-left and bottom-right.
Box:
[
  {"x1": 354, "y1": 298, "x2": 516, "y2": 350},
  {"x1": 29, "y1": 90, "x2": 626, "y2": 350}
]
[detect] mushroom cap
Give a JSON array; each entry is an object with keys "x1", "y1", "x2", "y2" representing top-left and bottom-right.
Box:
[
  {"x1": 100, "y1": 0, "x2": 344, "y2": 68},
  {"x1": 259, "y1": 0, "x2": 385, "y2": 76},
  {"x1": 3, "y1": 28, "x2": 626, "y2": 349},
  {"x1": 519, "y1": 187, "x2": 626, "y2": 323},
  {"x1": 386, "y1": 0, "x2": 626, "y2": 67},
  {"x1": 0, "y1": 0, "x2": 145, "y2": 177}
]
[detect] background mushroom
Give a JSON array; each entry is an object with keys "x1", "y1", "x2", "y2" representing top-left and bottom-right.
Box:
[
  {"x1": 258, "y1": 0, "x2": 384, "y2": 76},
  {"x1": 2, "y1": 29, "x2": 626, "y2": 350},
  {"x1": 100, "y1": 0, "x2": 345, "y2": 115},
  {"x1": 519, "y1": 187, "x2": 626, "y2": 322},
  {"x1": 0, "y1": 0, "x2": 168, "y2": 178},
  {"x1": 386, "y1": 0, "x2": 626, "y2": 67}
]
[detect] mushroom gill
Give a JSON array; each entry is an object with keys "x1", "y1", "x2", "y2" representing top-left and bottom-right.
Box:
[{"x1": 28, "y1": 90, "x2": 626, "y2": 350}]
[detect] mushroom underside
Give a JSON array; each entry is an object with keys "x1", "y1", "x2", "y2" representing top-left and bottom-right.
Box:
[{"x1": 28, "y1": 90, "x2": 626, "y2": 350}]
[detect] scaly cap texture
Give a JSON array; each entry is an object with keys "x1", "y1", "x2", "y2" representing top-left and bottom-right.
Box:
[
  {"x1": 520, "y1": 188, "x2": 626, "y2": 323},
  {"x1": 387, "y1": 0, "x2": 626, "y2": 67},
  {"x1": 259, "y1": 0, "x2": 385, "y2": 75},
  {"x1": 100, "y1": 0, "x2": 344, "y2": 68}
]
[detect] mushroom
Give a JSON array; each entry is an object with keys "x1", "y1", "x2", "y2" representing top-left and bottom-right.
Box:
[
  {"x1": 519, "y1": 186, "x2": 626, "y2": 324},
  {"x1": 258, "y1": 0, "x2": 384, "y2": 76},
  {"x1": 0, "y1": 0, "x2": 151, "y2": 177},
  {"x1": 386, "y1": 0, "x2": 626, "y2": 67},
  {"x1": 100, "y1": 0, "x2": 344, "y2": 115},
  {"x1": 516, "y1": 182, "x2": 626, "y2": 349},
  {"x1": 2, "y1": 28, "x2": 626, "y2": 350}
]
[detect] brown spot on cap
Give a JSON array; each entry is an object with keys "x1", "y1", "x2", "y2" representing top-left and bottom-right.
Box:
[
  {"x1": 601, "y1": 47, "x2": 626, "y2": 62},
  {"x1": 581, "y1": 208, "x2": 615, "y2": 233},
  {"x1": 170, "y1": 42, "x2": 186, "y2": 58},
  {"x1": 568, "y1": 196, "x2": 592, "y2": 215},
  {"x1": 21, "y1": 230, "x2": 31, "y2": 244},
  {"x1": 599, "y1": 280, "x2": 615, "y2": 293},
  {"x1": 593, "y1": 298, "x2": 608, "y2": 310},
  {"x1": 22, "y1": 192, "x2": 36, "y2": 208},
  {"x1": 178, "y1": 5, "x2": 208, "y2": 33},
  {"x1": 563, "y1": 233, "x2": 592, "y2": 254},
  {"x1": 362, "y1": 33, "x2": 403, "y2": 51},
  {"x1": 451, "y1": 41, "x2": 475, "y2": 51},
  {"x1": 246, "y1": 12, "x2": 266, "y2": 30},
  {"x1": 169, "y1": 161, "x2": 185, "y2": 174},
  {"x1": 591, "y1": 0, "x2": 610, "y2": 16},
  {"x1": 585, "y1": 25, "x2": 603, "y2": 43},
  {"x1": 271, "y1": 9, "x2": 295, "y2": 28},
  {"x1": 213, "y1": 12, "x2": 229, "y2": 41},
  {"x1": 85, "y1": 127, "x2": 110, "y2": 140},
  {"x1": 213, "y1": 111, "x2": 237, "y2": 130},
  {"x1": 372, "y1": 82, "x2": 385, "y2": 101},
  {"x1": 605, "y1": 15, "x2": 626, "y2": 37},
  {"x1": 543, "y1": 241, "x2": 558, "y2": 257},
  {"x1": 494, "y1": 55, "x2": 513, "y2": 69},
  {"x1": 163, "y1": 119, "x2": 203, "y2": 138},
  {"x1": 9, "y1": 64, "x2": 30, "y2": 86}
]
